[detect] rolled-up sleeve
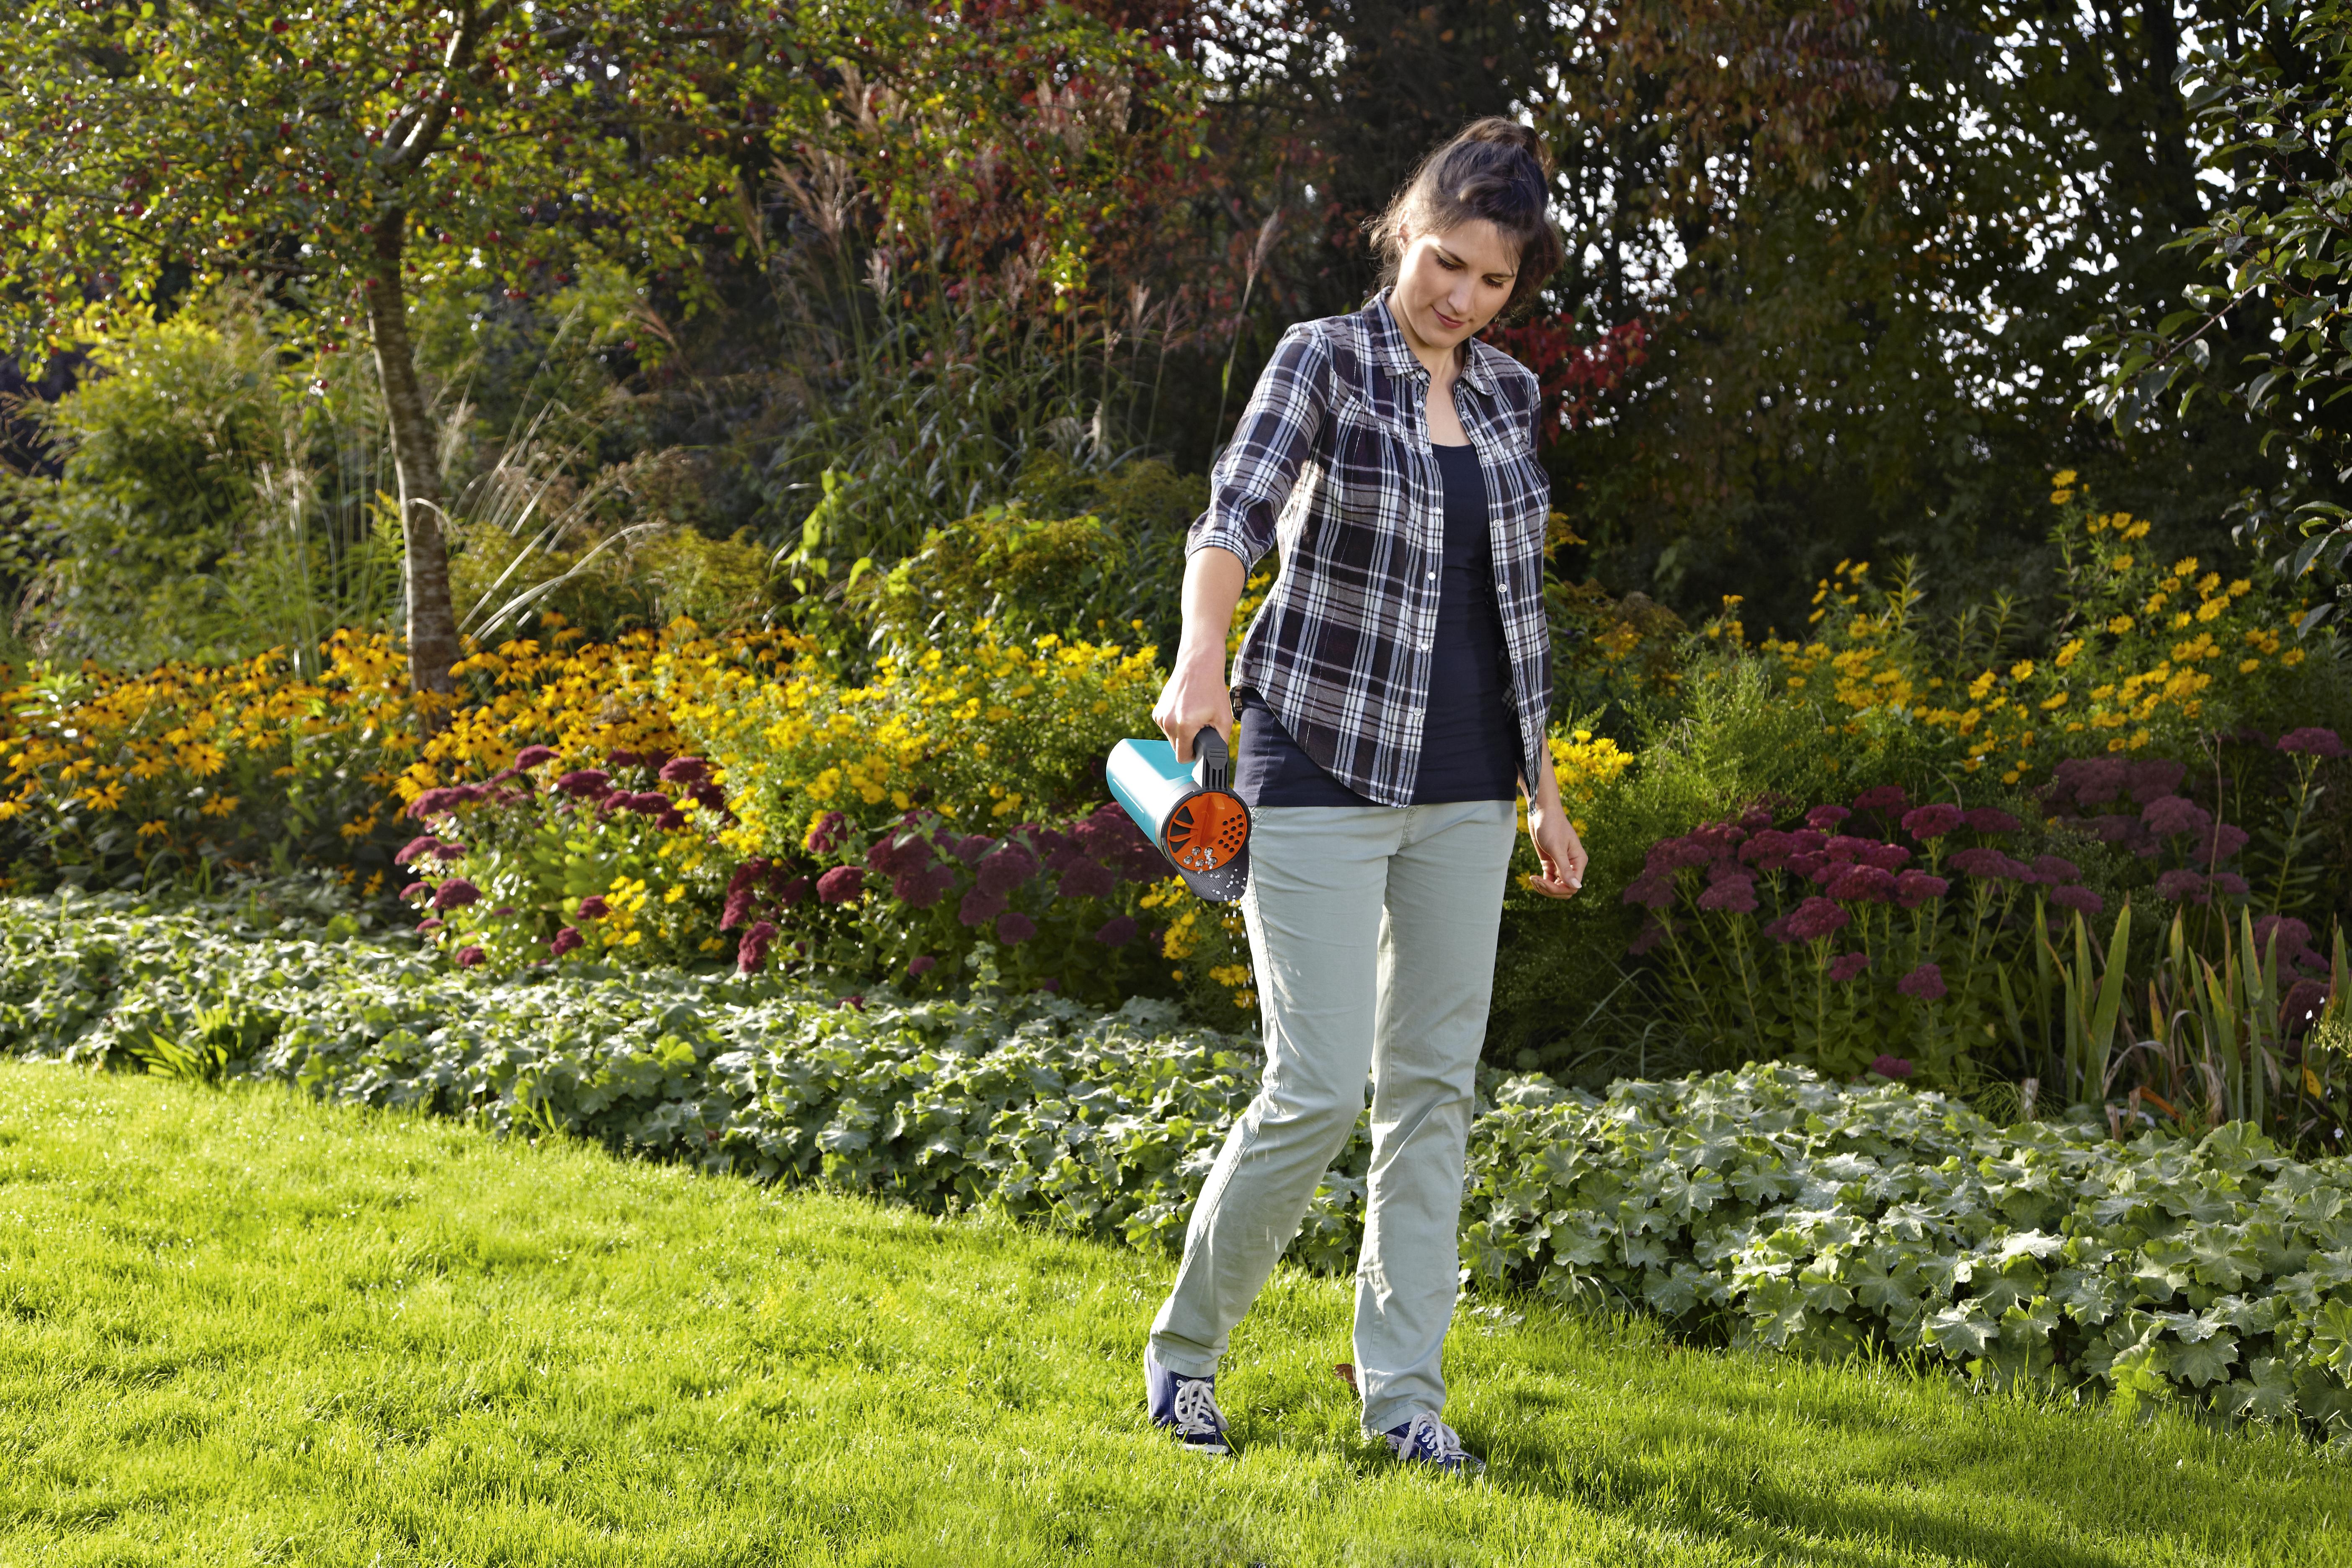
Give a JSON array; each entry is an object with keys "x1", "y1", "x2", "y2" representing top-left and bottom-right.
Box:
[{"x1": 1185, "y1": 323, "x2": 1332, "y2": 569}]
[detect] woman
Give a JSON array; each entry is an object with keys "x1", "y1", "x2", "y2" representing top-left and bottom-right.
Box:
[{"x1": 1142, "y1": 118, "x2": 1586, "y2": 1476}]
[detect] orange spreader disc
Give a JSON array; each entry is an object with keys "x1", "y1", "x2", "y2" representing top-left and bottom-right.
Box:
[{"x1": 1161, "y1": 791, "x2": 1251, "y2": 873}]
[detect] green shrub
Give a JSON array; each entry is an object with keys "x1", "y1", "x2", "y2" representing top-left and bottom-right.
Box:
[
  {"x1": 1465, "y1": 1064, "x2": 2352, "y2": 1434},
  {"x1": 7, "y1": 296, "x2": 399, "y2": 668}
]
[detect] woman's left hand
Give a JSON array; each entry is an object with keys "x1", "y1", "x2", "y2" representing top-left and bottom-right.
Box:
[
  {"x1": 1521, "y1": 753, "x2": 1586, "y2": 900},
  {"x1": 1524, "y1": 800, "x2": 1586, "y2": 899}
]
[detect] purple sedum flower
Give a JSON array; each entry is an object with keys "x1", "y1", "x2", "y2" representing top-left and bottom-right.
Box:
[
  {"x1": 1782, "y1": 896, "x2": 1851, "y2": 943},
  {"x1": 1896, "y1": 962, "x2": 1946, "y2": 1001},
  {"x1": 1900, "y1": 803, "x2": 1966, "y2": 840},
  {"x1": 1827, "y1": 951, "x2": 1870, "y2": 983}
]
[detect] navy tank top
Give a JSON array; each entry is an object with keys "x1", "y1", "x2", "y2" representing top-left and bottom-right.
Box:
[{"x1": 1236, "y1": 440, "x2": 1520, "y2": 807}]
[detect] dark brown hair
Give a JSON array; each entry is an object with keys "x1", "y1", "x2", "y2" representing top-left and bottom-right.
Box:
[{"x1": 1371, "y1": 117, "x2": 1562, "y2": 320}]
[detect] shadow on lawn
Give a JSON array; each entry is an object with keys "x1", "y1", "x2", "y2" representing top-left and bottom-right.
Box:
[{"x1": 1474, "y1": 1369, "x2": 2201, "y2": 1568}]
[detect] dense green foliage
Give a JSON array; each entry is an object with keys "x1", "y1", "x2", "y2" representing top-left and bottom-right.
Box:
[{"x1": 10, "y1": 886, "x2": 2352, "y2": 1431}]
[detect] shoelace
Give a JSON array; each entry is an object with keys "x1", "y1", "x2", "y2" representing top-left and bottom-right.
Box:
[
  {"x1": 1169, "y1": 1377, "x2": 1227, "y2": 1439},
  {"x1": 1393, "y1": 1413, "x2": 1469, "y2": 1465}
]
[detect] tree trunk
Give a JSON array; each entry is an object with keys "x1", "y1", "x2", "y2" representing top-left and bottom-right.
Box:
[{"x1": 364, "y1": 209, "x2": 462, "y2": 732}]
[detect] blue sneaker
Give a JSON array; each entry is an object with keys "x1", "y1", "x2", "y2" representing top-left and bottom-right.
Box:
[
  {"x1": 1385, "y1": 1412, "x2": 1484, "y2": 1477},
  {"x1": 1144, "y1": 1348, "x2": 1238, "y2": 1457}
]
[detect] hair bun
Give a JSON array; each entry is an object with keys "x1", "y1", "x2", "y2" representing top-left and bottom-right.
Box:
[{"x1": 1456, "y1": 117, "x2": 1551, "y2": 177}]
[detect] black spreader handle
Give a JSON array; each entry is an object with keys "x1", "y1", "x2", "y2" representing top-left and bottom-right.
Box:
[{"x1": 1194, "y1": 726, "x2": 1231, "y2": 793}]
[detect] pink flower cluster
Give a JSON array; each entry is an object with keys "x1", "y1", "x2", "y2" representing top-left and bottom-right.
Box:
[
  {"x1": 1625, "y1": 781, "x2": 2097, "y2": 957},
  {"x1": 2041, "y1": 755, "x2": 2269, "y2": 906},
  {"x1": 722, "y1": 802, "x2": 1166, "y2": 977}
]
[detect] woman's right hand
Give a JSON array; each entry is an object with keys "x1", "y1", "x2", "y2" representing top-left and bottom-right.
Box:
[
  {"x1": 1153, "y1": 647, "x2": 1234, "y2": 763},
  {"x1": 1155, "y1": 546, "x2": 1248, "y2": 762}
]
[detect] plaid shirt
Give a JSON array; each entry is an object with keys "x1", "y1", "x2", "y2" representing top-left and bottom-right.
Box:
[{"x1": 1188, "y1": 294, "x2": 1553, "y2": 807}]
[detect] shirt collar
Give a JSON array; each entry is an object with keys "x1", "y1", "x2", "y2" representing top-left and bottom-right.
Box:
[{"x1": 1364, "y1": 290, "x2": 1499, "y2": 399}]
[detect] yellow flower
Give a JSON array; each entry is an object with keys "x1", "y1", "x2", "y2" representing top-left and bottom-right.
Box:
[
  {"x1": 2109, "y1": 554, "x2": 2133, "y2": 572},
  {"x1": 2240, "y1": 658, "x2": 2262, "y2": 673},
  {"x1": 2107, "y1": 615, "x2": 2134, "y2": 634},
  {"x1": 2051, "y1": 469, "x2": 2079, "y2": 487},
  {"x1": 136, "y1": 819, "x2": 169, "y2": 840}
]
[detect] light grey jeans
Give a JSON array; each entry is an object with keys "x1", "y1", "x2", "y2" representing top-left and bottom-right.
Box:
[{"x1": 1148, "y1": 799, "x2": 1518, "y2": 1436}]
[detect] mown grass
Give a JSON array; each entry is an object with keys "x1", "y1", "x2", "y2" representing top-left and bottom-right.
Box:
[{"x1": 0, "y1": 1060, "x2": 2345, "y2": 1567}]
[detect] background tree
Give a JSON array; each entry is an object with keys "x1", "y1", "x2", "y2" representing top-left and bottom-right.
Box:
[
  {"x1": 2090, "y1": 0, "x2": 2352, "y2": 629},
  {"x1": 0, "y1": 0, "x2": 825, "y2": 715}
]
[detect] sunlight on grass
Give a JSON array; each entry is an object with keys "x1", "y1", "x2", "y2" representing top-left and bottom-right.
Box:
[{"x1": 0, "y1": 1059, "x2": 2343, "y2": 1566}]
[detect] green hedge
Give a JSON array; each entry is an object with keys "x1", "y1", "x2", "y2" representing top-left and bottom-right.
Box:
[{"x1": 9, "y1": 886, "x2": 2352, "y2": 1434}]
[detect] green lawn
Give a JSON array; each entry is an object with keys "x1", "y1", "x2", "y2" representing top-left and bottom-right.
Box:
[{"x1": 1, "y1": 1062, "x2": 2344, "y2": 1567}]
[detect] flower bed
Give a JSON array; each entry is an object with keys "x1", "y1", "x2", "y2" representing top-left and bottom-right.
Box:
[{"x1": 10, "y1": 886, "x2": 2352, "y2": 1433}]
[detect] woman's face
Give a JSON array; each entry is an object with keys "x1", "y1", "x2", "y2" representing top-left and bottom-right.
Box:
[{"x1": 1391, "y1": 219, "x2": 1519, "y2": 357}]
